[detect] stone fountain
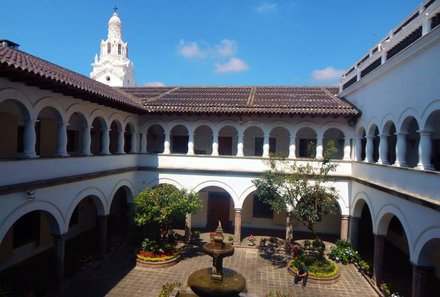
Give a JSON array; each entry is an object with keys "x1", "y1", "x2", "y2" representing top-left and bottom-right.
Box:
[{"x1": 186, "y1": 221, "x2": 246, "y2": 297}]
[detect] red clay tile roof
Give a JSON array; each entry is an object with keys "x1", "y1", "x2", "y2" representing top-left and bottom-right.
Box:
[
  {"x1": 120, "y1": 86, "x2": 358, "y2": 116},
  {"x1": 0, "y1": 44, "x2": 144, "y2": 113},
  {"x1": 0, "y1": 44, "x2": 358, "y2": 117}
]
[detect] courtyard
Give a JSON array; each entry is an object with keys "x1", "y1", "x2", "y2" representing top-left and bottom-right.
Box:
[{"x1": 57, "y1": 237, "x2": 378, "y2": 297}]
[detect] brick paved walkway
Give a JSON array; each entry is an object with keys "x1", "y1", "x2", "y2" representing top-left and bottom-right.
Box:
[{"x1": 58, "y1": 244, "x2": 378, "y2": 297}]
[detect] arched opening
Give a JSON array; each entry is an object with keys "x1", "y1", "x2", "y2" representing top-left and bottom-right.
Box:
[
  {"x1": 323, "y1": 128, "x2": 344, "y2": 159},
  {"x1": 243, "y1": 126, "x2": 266, "y2": 157},
  {"x1": 269, "y1": 126, "x2": 289, "y2": 157},
  {"x1": 358, "y1": 127, "x2": 367, "y2": 161},
  {"x1": 117, "y1": 44, "x2": 122, "y2": 55},
  {"x1": 170, "y1": 125, "x2": 188, "y2": 154},
  {"x1": 36, "y1": 107, "x2": 63, "y2": 157},
  {"x1": 356, "y1": 202, "x2": 374, "y2": 264},
  {"x1": 109, "y1": 121, "x2": 122, "y2": 154},
  {"x1": 108, "y1": 187, "x2": 131, "y2": 248},
  {"x1": 383, "y1": 121, "x2": 397, "y2": 165},
  {"x1": 240, "y1": 190, "x2": 286, "y2": 240},
  {"x1": 67, "y1": 112, "x2": 87, "y2": 156},
  {"x1": 0, "y1": 99, "x2": 29, "y2": 159},
  {"x1": 0, "y1": 210, "x2": 59, "y2": 295},
  {"x1": 124, "y1": 123, "x2": 134, "y2": 153},
  {"x1": 192, "y1": 187, "x2": 234, "y2": 232},
  {"x1": 296, "y1": 127, "x2": 317, "y2": 158},
  {"x1": 194, "y1": 125, "x2": 213, "y2": 155},
  {"x1": 381, "y1": 215, "x2": 412, "y2": 297},
  {"x1": 401, "y1": 117, "x2": 420, "y2": 168},
  {"x1": 425, "y1": 110, "x2": 440, "y2": 171},
  {"x1": 64, "y1": 196, "x2": 99, "y2": 277},
  {"x1": 107, "y1": 43, "x2": 111, "y2": 54},
  {"x1": 417, "y1": 238, "x2": 440, "y2": 296},
  {"x1": 90, "y1": 117, "x2": 106, "y2": 155},
  {"x1": 146, "y1": 124, "x2": 164, "y2": 153},
  {"x1": 218, "y1": 125, "x2": 237, "y2": 156},
  {"x1": 369, "y1": 125, "x2": 380, "y2": 163}
]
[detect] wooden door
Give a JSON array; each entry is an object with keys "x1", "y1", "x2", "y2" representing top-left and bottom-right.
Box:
[{"x1": 207, "y1": 192, "x2": 230, "y2": 229}]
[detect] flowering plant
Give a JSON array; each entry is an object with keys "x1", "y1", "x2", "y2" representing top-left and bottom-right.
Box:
[{"x1": 137, "y1": 238, "x2": 179, "y2": 262}]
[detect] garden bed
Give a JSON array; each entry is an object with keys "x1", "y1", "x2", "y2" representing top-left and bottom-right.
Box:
[
  {"x1": 136, "y1": 254, "x2": 180, "y2": 268},
  {"x1": 287, "y1": 259, "x2": 340, "y2": 285}
]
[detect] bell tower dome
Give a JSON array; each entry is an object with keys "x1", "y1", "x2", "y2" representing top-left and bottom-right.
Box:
[{"x1": 90, "y1": 8, "x2": 136, "y2": 87}]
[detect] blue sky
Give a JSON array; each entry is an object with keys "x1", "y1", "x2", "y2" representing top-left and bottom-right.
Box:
[{"x1": 1, "y1": 0, "x2": 422, "y2": 86}]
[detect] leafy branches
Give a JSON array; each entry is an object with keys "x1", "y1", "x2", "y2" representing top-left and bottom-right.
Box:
[{"x1": 253, "y1": 140, "x2": 340, "y2": 239}]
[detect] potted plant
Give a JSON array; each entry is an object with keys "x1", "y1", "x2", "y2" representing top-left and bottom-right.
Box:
[{"x1": 134, "y1": 184, "x2": 202, "y2": 267}]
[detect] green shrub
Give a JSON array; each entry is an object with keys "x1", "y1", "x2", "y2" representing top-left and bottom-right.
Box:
[
  {"x1": 158, "y1": 281, "x2": 181, "y2": 297},
  {"x1": 329, "y1": 240, "x2": 360, "y2": 264},
  {"x1": 290, "y1": 257, "x2": 338, "y2": 278}
]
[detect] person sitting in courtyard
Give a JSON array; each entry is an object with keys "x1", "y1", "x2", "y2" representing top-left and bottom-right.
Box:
[{"x1": 293, "y1": 263, "x2": 309, "y2": 288}]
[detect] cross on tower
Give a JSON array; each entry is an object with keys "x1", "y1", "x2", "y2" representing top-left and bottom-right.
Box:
[{"x1": 113, "y1": 5, "x2": 118, "y2": 13}]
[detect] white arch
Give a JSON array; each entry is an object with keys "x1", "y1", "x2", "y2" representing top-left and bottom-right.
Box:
[
  {"x1": 321, "y1": 122, "x2": 349, "y2": 138},
  {"x1": 295, "y1": 121, "x2": 319, "y2": 136},
  {"x1": 375, "y1": 203, "x2": 413, "y2": 257},
  {"x1": 216, "y1": 120, "x2": 240, "y2": 135},
  {"x1": 33, "y1": 96, "x2": 65, "y2": 123},
  {"x1": 65, "y1": 187, "x2": 107, "y2": 231},
  {"x1": 242, "y1": 121, "x2": 266, "y2": 134},
  {"x1": 237, "y1": 184, "x2": 258, "y2": 209},
  {"x1": 193, "y1": 120, "x2": 216, "y2": 133},
  {"x1": 0, "y1": 200, "x2": 65, "y2": 244},
  {"x1": 90, "y1": 108, "x2": 110, "y2": 129},
  {"x1": 397, "y1": 108, "x2": 420, "y2": 132},
  {"x1": 141, "y1": 120, "x2": 166, "y2": 133},
  {"x1": 108, "y1": 113, "x2": 125, "y2": 130},
  {"x1": 420, "y1": 99, "x2": 440, "y2": 130},
  {"x1": 267, "y1": 121, "x2": 292, "y2": 134},
  {"x1": 412, "y1": 225, "x2": 440, "y2": 264},
  {"x1": 380, "y1": 113, "x2": 398, "y2": 134},
  {"x1": 65, "y1": 104, "x2": 90, "y2": 127},
  {"x1": 356, "y1": 126, "x2": 366, "y2": 137},
  {"x1": 367, "y1": 122, "x2": 380, "y2": 136},
  {"x1": 167, "y1": 120, "x2": 191, "y2": 133},
  {"x1": 350, "y1": 191, "x2": 374, "y2": 218},
  {"x1": 108, "y1": 179, "x2": 136, "y2": 211},
  {"x1": 124, "y1": 115, "x2": 138, "y2": 133},
  {"x1": 192, "y1": 180, "x2": 238, "y2": 207},
  {"x1": 145, "y1": 177, "x2": 184, "y2": 190},
  {"x1": 0, "y1": 88, "x2": 33, "y2": 120}
]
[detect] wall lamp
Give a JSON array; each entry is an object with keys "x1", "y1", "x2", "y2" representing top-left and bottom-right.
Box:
[{"x1": 26, "y1": 189, "x2": 36, "y2": 200}]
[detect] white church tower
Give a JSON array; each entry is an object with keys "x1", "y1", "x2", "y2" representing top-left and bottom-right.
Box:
[{"x1": 90, "y1": 9, "x2": 136, "y2": 87}]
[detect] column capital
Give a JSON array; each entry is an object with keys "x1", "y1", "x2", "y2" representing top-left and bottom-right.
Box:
[
  {"x1": 341, "y1": 214, "x2": 350, "y2": 220},
  {"x1": 234, "y1": 208, "x2": 242, "y2": 213},
  {"x1": 379, "y1": 133, "x2": 390, "y2": 138},
  {"x1": 416, "y1": 129, "x2": 433, "y2": 136},
  {"x1": 395, "y1": 131, "x2": 408, "y2": 137}
]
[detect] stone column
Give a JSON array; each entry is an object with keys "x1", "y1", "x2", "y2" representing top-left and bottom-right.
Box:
[
  {"x1": 98, "y1": 215, "x2": 108, "y2": 257},
  {"x1": 340, "y1": 215, "x2": 349, "y2": 241},
  {"x1": 52, "y1": 234, "x2": 65, "y2": 286},
  {"x1": 23, "y1": 120, "x2": 37, "y2": 158},
  {"x1": 130, "y1": 133, "x2": 137, "y2": 153},
  {"x1": 349, "y1": 217, "x2": 360, "y2": 249},
  {"x1": 237, "y1": 133, "x2": 244, "y2": 157},
  {"x1": 417, "y1": 130, "x2": 433, "y2": 170},
  {"x1": 378, "y1": 134, "x2": 389, "y2": 165},
  {"x1": 355, "y1": 137, "x2": 363, "y2": 161},
  {"x1": 212, "y1": 133, "x2": 219, "y2": 156},
  {"x1": 187, "y1": 133, "x2": 194, "y2": 155},
  {"x1": 81, "y1": 124, "x2": 92, "y2": 156},
  {"x1": 412, "y1": 264, "x2": 431, "y2": 297},
  {"x1": 366, "y1": 136, "x2": 375, "y2": 163},
  {"x1": 316, "y1": 135, "x2": 323, "y2": 159},
  {"x1": 140, "y1": 133, "x2": 147, "y2": 153},
  {"x1": 185, "y1": 213, "x2": 192, "y2": 241},
  {"x1": 116, "y1": 130, "x2": 124, "y2": 153},
  {"x1": 234, "y1": 208, "x2": 242, "y2": 245},
  {"x1": 101, "y1": 128, "x2": 110, "y2": 154},
  {"x1": 163, "y1": 132, "x2": 171, "y2": 154},
  {"x1": 127, "y1": 202, "x2": 135, "y2": 244},
  {"x1": 373, "y1": 235, "x2": 385, "y2": 285},
  {"x1": 342, "y1": 137, "x2": 351, "y2": 160},
  {"x1": 56, "y1": 122, "x2": 69, "y2": 157},
  {"x1": 395, "y1": 132, "x2": 408, "y2": 167},
  {"x1": 262, "y1": 133, "x2": 270, "y2": 157},
  {"x1": 288, "y1": 135, "x2": 296, "y2": 159}
]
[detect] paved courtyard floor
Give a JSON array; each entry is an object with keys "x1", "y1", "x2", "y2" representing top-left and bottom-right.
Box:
[{"x1": 58, "y1": 243, "x2": 378, "y2": 297}]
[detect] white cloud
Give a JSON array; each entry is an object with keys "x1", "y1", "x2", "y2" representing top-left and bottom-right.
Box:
[
  {"x1": 312, "y1": 67, "x2": 345, "y2": 81},
  {"x1": 216, "y1": 39, "x2": 236, "y2": 57},
  {"x1": 177, "y1": 40, "x2": 206, "y2": 59},
  {"x1": 255, "y1": 2, "x2": 279, "y2": 13},
  {"x1": 215, "y1": 58, "x2": 249, "y2": 73},
  {"x1": 144, "y1": 81, "x2": 165, "y2": 87}
]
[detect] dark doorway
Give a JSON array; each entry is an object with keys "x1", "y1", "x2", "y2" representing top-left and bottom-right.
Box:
[{"x1": 207, "y1": 192, "x2": 231, "y2": 229}]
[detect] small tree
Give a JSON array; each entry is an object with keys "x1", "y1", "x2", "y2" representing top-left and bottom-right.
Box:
[
  {"x1": 253, "y1": 141, "x2": 340, "y2": 240},
  {"x1": 134, "y1": 184, "x2": 202, "y2": 242}
]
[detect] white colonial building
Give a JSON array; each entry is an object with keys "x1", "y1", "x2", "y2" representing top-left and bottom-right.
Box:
[{"x1": 0, "y1": 1, "x2": 439, "y2": 296}]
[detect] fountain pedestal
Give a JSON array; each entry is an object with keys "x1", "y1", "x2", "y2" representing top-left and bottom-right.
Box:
[{"x1": 187, "y1": 222, "x2": 246, "y2": 297}]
